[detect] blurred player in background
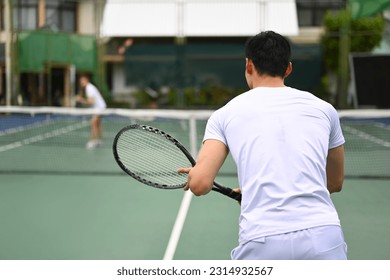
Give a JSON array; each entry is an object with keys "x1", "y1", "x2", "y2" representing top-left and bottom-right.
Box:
[{"x1": 76, "y1": 74, "x2": 107, "y2": 149}]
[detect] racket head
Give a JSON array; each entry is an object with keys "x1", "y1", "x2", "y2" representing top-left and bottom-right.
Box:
[{"x1": 113, "y1": 124, "x2": 195, "y2": 189}]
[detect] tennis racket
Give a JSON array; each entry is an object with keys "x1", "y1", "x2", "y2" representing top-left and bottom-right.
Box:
[{"x1": 113, "y1": 124, "x2": 241, "y2": 202}]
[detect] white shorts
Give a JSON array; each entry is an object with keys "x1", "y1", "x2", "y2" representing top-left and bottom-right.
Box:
[{"x1": 231, "y1": 225, "x2": 347, "y2": 260}]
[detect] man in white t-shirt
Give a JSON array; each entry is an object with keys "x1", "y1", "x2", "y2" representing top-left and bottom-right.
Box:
[
  {"x1": 76, "y1": 75, "x2": 107, "y2": 149},
  {"x1": 178, "y1": 31, "x2": 347, "y2": 260}
]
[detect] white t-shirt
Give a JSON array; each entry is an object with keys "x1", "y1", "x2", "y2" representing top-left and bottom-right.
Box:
[
  {"x1": 204, "y1": 87, "x2": 345, "y2": 244},
  {"x1": 85, "y1": 83, "x2": 107, "y2": 109}
]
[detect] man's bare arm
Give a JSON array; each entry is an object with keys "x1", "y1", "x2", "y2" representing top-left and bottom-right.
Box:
[
  {"x1": 180, "y1": 139, "x2": 228, "y2": 196},
  {"x1": 326, "y1": 145, "x2": 344, "y2": 193}
]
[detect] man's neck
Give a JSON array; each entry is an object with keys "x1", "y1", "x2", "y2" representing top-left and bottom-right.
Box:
[{"x1": 251, "y1": 75, "x2": 286, "y2": 88}]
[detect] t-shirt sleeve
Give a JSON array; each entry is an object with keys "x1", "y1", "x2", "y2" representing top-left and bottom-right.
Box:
[
  {"x1": 203, "y1": 110, "x2": 228, "y2": 145},
  {"x1": 328, "y1": 106, "x2": 345, "y2": 149}
]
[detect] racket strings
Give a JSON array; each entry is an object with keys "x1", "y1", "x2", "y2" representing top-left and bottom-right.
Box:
[{"x1": 116, "y1": 129, "x2": 191, "y2": 188}]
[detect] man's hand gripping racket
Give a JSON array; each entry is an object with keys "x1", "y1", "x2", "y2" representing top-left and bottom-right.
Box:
[{"x1": 112, "y1": 124, "x2": 241, "y2": 202}]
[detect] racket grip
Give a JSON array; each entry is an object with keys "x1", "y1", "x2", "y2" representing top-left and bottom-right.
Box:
[
  {"x1": 227, "y1": 189, "x2": 242, "y2": 202},
  {"x1": 213, "y1": 182, "x2": 242, "y2": 202}
]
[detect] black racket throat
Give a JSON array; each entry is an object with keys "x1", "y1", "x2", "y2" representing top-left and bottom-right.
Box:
[{"x1": 113, "y1": 124, "x2": 241, "y2": 202}]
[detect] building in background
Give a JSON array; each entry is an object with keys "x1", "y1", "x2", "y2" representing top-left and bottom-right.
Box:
[
  {"x1": 6, "y1": 0, "x2": 380, "y2": 108},
  {"x1": 0, "y1": 0, "x2": 106, "y2": 106},
  {"x1": 100, "y1": 0, "x2": 347, "y2": 108}
]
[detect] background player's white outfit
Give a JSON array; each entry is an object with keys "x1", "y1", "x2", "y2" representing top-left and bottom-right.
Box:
[
  {"x1": 85, "y1": 83, "x2": 107, "y2": 109},
  {"x1": 204, "y1": 87, "x2": 347, "y2": 259},
  {"x1": 84, "y1": 82, "x2": 106, "y2": 149}
]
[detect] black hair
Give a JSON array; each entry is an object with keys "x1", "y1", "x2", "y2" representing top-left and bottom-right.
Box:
[{"x1": 245, "y1": 31, "x2": 291, "y2": 78}]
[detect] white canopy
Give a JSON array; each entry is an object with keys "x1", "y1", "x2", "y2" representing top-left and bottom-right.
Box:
[{"x1": 101, "y1": 0, "x2": 299, "y2": 37}]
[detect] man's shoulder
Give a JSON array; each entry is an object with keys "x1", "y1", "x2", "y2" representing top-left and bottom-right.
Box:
[{"x1": 290, "y1": 87, "x2": 335, "y2": 108}]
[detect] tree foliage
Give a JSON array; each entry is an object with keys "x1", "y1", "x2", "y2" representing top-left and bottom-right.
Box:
[{"x1": 321, "y1": 10, "x2": 386, "y2": 72}]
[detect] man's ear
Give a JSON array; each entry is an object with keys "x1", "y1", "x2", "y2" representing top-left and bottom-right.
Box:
[
  {"x1": 246, "y1": 58, "x2": 254, "y2": 75},
  {"x1": 284, "y1": 62, "x2": 292, "y2": 78}
]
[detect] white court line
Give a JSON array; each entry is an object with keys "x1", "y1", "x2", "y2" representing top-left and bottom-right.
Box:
[
  {"x1": 0, "y1": 121, "x2": 89, "y2": 153},
  {"x1": 343, "y1": 125, "x2": 390, "y2": 148},
  {"x1": 163, "y1": 117, "x2": 198, "y2": 260},
  {"x1": 0, "y1": 119, "x2": 52, "y2": 136},
  {"x1": 163, "y1": 190, "x2": 193, "y2": 260}
]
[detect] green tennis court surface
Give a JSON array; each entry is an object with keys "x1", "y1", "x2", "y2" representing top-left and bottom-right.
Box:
[
  {"x1": 0, "y1": 174, "x2": 240, "y2": 260},
  {"x1": 0, "y1": 107, "x2": 389, "y2": 259},
  {"x1": 1, "y1": 174, "x2": 389, "y2": 260}
]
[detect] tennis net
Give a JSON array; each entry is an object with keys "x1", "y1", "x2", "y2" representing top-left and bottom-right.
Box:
[{"x1": 0, "y1": 106, "x2": 389, "y2": 179}]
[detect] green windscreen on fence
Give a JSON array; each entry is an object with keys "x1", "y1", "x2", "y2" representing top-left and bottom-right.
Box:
[
  {"x1": 18, "y1": 31, "x2": 96, "y2": 72},
  {"x1": 124, "y1": 42, "x2": 323, "y2": 93}
]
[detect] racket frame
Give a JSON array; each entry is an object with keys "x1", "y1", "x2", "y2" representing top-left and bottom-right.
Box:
[{"x1": 113, "y1": 124, "x2": 241, "y2": 202}]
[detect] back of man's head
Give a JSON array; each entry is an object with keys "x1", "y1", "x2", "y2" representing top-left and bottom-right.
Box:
[{"x1": 245, "y1": 31, "x2": 291, "y2": 78}]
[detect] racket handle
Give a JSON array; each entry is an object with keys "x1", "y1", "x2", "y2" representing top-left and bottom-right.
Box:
[{"x1": 213, "y1": 182, "x2": 242, "y2": 202}]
